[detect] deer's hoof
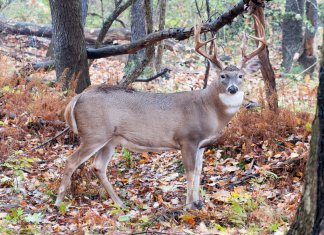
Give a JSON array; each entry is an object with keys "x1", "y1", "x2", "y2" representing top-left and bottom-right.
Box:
[
  {"x1": 186, "y1": 200, "x2": 203, "y2": 210},
  {"x1": 193, "y1": 200, "x2": 203, "y2": 210}
]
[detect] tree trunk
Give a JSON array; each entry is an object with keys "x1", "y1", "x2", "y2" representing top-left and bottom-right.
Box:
[
  {"x1": 119, "y1": 0, "x2": 154, "y2": 87},
  {"x1": 47, "y1": 0, "x2": 88, "y2": 59},
  {"x1": 49, "y1": 0, "x2": 90, "y2": 94},
  {"x1": 118, "y1": 0, "x2": 155, "y2": 87},
  {"x1": 80, "y1": 0, "x2": 88, "y2": 27},
  {"x1": 287, "y1": 28, "x2": 324, "y2": 235},
  {"x1": 298, "y1": 0, "x2": 318, "y2": 77},
  {"x1": 154, "y1": 0, "x2": 166, "y2": 72},
  {"x1": 281, "y1": 0, "x2": 305, "y2": 72},
  {"x1": 128, "y1": 0, "x2": 147, "y2": 62},
  {"x1": 254, "y1": 8, "x2": 278, "y2": 111}
]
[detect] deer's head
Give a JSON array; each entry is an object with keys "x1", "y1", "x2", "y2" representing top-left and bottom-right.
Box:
[{"x1": 194, "y1": 14, "x2": 267, "y2": 95}]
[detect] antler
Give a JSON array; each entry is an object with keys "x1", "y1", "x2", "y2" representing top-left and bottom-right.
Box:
[
  {"x1": 194, "y1": 24, "x2": 224, "y2": 70},
  {"x1": 240, "y1": 14, "x2": 267, "y2": 68}
]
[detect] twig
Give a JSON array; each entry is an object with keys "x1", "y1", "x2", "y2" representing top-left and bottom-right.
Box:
[
  {"x1": 227, "y1": 156, "x2": 304, "y2": 187},
  {"x1": 17, "y1": 168, "x2": 32, "y2": 174},
  {"x1": 295, "y1": 61, "x2": 318, "y2": 77},
  {"x1": 30, "y1": 127, "x2": 69, "y2": 151},
  {"x1": 138, "y1": 199, "x2": 203, "y2": 235},
  {"x1": 135, "y1": 68, "x2": 170, "y2": 82},
  {"x1": 227, "y1": 173, "x2": 260, "y2": 188},
  {"x1": 132, "y1": 231, "x2": 181, "y2": 235},
  {"x1": 1, "y1": 126, "x2": 70, "y2": 167},
  {"x1": 115, "y1": 18, "x2": 126, "y2": 28}
]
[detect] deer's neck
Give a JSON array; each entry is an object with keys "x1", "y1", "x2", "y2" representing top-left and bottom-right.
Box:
[{"x1": 205, "y1": 81, "x2": 244, "y2": 116}]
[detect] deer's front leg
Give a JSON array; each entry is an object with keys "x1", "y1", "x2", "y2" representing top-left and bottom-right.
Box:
[{"x1": 181, "y1": 143, "x2": 205, "y2": 209}]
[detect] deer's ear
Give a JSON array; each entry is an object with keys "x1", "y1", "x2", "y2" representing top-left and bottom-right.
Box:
[
  {"x1": 243, "y1": 59, "x2": 261, "y2": 74},
  {"x1": 208, "y1": 60, "x2": 222, "y2": 73}
]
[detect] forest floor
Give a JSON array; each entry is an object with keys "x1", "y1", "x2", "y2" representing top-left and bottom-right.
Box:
[{"x1": 0, "y1": 34, "x2": 319, "y2": 234}]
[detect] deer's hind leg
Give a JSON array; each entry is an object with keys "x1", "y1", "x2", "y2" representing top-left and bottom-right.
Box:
[
  {"x1": 55, "y1": 140, "x2": 109, "y2": 207},
  {"x1": 92, "y1": 143, "x2": 125, "y2": 208}
]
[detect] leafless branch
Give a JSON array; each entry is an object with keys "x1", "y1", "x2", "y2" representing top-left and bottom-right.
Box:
[
  {"x1": 95, "y1": 0, "x2": 132, "y2": 48},
  {"x1": 135, "y1": 68, "x2": 170, "y2": 82}
]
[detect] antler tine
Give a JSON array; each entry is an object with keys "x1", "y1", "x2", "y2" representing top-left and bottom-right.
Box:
[
  {"x1": 240, "y1": 14, "x2": 267, "y2": 68},
  {"x1": 194, "y1": 24, "x2": 224, "y2": 70}
]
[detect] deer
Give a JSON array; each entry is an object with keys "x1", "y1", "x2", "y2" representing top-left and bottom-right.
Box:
[{"x1": 54, "y1": 14, "x2": 266, "y2": 210}]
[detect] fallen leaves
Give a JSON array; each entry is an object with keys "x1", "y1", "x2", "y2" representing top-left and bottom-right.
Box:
[{"x1": 0, "y1": 29, "x2": 316, "y2": 234}]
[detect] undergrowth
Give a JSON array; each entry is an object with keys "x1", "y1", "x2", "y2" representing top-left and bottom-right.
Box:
[
  {"x1": 0, "y1": 72, "x2": 71, "y2": 159},
  {"x1": 218, "y1": 108, "x2": 313, "y2": 153}
]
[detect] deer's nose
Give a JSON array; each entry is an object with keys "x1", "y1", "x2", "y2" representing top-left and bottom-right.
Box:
[{"x1": 227, "y1": 85, "x2": 238, "y2": 94}]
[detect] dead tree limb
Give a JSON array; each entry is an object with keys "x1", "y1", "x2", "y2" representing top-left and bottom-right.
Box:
[
  {"x1": 0, "y1": 18, "x2": 52, "y2": 38},
  {"x1": 134, "y1": 68, "x2": 170, "y2": 82},
  {"x1": 0, "y1": 18, "x2": 131, "y2": 44},
  {"x1": 87, "y1": 0, "x2": 247, "y2": 59}
]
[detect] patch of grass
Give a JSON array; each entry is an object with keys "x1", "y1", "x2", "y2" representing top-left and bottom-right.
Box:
[
  {"x1": 226, "y1": 192, "x2": 260, "y2": 226},
  {"x1": 122, "y1": 148, "x2": 133, "y2": 168},
  {"x1": 269, "y1": 222, "x2": 280, "y2": 232},
  {"x1": 174, "y1": 159, "x2": 185, "y2": 174}
]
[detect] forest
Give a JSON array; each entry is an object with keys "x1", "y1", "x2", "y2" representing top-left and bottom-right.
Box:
[{"x1": 0, "y1": 0, "x2": 323, "y2": 234}]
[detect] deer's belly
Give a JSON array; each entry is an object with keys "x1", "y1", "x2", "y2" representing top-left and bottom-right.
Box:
[{"x1": 117, "y1": 137, "x2": 177, "y2": 153}]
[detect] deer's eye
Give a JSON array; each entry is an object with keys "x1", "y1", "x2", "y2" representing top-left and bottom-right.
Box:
[
  {"x1": 220, "y1": 74, "x2": 226, "y2": 79},
  {"x1": 238, "y1": 75, "x2": 243, "y2": 79}
]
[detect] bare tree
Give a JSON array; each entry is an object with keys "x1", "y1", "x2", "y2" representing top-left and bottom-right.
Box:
[
  {"x1": 298, "y1": 0, "x2": 318, "y2": 77},
  {"x1": 154, "y1": 0, "x2": 167, "y2": 72},
  {"x1": 127, "y1": 0, "x2": 147, "y2": 62},
  {"x1": 254, "y1": 7, "x2": 278, "y2": 111},
  {"x1": 119, "y1": 0, "x2": 154, "y2": 87},
  {"x1": 287, "y1": 30, "x2": 324, "y2": 235},
  {"x1": 281, "y1": 0, "x2": 305, "y2": 72},
  {"x1": 49, "y1": 0, "x2": 90, "y2": 93}
]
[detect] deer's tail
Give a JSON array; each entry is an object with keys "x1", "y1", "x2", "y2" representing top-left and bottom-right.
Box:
[{"x1": 64, "y1": 95, "x2": 81, "y2": 134}]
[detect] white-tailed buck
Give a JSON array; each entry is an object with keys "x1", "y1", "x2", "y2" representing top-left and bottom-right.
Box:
[{"x1": 55, "y1": 14, "x2": 266, "y2": 209}]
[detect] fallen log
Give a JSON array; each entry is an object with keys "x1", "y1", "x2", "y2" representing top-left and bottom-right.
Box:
[{"x1": 0, "y1": 18, "x2": 131, "y2": 44}]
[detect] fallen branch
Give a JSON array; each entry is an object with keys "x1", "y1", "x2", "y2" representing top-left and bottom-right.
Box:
[
  {"x1": 30, "y1": 127, "x2": 69, "y2": 152},
  {"x1": 135, "y1": 68, "x2": 170, "y2": 82},
  {"x1": 0, "y1": 18, "x2": 131, "y2": 44}
]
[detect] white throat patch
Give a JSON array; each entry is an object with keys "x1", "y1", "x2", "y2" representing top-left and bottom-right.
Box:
[{"x1": 219, "y1": 91, "x2": 244, "y2": 114}]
